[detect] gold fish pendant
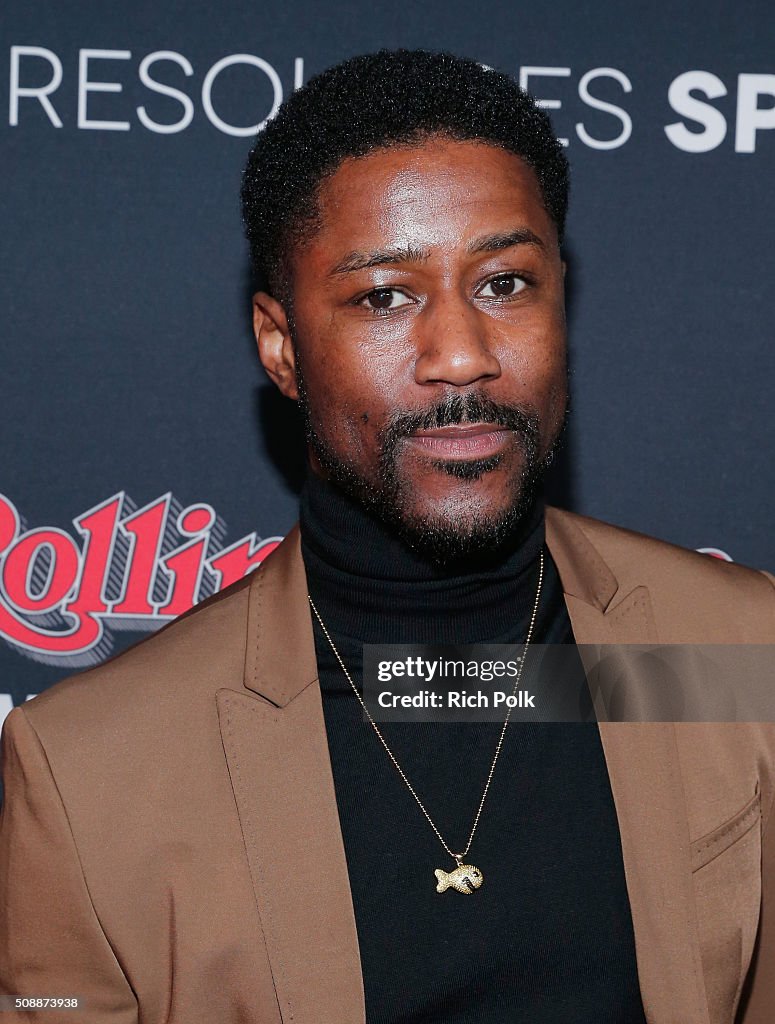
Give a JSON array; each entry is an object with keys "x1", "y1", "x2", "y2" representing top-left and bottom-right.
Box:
[{"x1": 434, "y1": 855, "x2": 484, "y2": 894}]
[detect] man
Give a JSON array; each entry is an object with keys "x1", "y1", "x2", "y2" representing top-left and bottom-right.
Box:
[{"x1": 1, "y1": 49, "x2": 774, "y2": 1024}]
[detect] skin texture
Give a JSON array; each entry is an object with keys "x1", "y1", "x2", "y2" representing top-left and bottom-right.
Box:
[{"x1": 253, "y1": 137, "x2": 568, "y2": 564}]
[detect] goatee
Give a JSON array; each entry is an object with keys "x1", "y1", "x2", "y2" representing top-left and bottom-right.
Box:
[{"x1": 296, "y1": 367, "x2": 566, "y2": 568}]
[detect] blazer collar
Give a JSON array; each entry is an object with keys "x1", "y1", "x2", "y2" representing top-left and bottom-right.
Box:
[
  {"x1": 243, "y1": 504, "x2": 647, "y2": 706},
  {"x1": 243, "y1": 522, "x2": 318, "y2": 709}
]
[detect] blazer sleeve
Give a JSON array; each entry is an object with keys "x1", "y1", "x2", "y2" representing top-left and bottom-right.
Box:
[
  {"x1": 737, "y1": 569, "x2": 775, "y2": 1020},
  {"x1": 0, "y1": 706, "x2": 138, "y2": 1023}
]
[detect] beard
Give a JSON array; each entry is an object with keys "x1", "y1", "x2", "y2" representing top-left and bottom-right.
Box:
[{"x1": 295, "y1": 357, "x2": 567, "y2": 568}]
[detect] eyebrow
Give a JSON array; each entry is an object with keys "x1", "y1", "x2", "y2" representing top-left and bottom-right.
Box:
[
  {"x1": 328, "y1": 227, "x2": 545, "y2": 277},
  {"x1": 329, "y1": 244, "x2": 429, "y2": 276},
  {"x1": 466, "y1": 228, "x2": 546, "y2": 255}
]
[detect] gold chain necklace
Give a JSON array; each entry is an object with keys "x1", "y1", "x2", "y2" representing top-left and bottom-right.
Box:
[{"x1": 307, "y1": 546, "x2": 544, "y2": 895}]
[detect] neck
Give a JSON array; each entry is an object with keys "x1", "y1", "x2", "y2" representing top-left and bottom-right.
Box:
[{"x1": 299, "y1": 471, "x2": 546, "y2": 645}]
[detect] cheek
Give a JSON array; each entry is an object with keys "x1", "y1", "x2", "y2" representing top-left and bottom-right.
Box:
[
  {"x1": 299, "y1": 326, "x2": 411, "y2": 428},
  {"x1": 496, "y1": 322, "x2": 567, "y2": 405},
  {"x1": 299, "y1": 347, "x2": 391, "y2": 456}
]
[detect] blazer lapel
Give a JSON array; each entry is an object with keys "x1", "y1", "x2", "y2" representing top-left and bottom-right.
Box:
[
  {"x1": 546, "y1": 508, "x2": 710, "y2": 1023},
  {"x1": 217, "y1": 525, "x2": 365, "y2": 1024}
]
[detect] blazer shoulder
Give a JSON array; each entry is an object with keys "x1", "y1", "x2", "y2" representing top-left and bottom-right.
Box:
[
  {"x1": 547, "y1": 506, "x2": 775, "y2": 639},
  {"x1": 21, "y1": 568, "x2": 259, "y2": 739}
]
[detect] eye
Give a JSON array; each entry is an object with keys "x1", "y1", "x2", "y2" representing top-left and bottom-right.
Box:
[
  {"x1": 359, "y1": 287, "x2": 413, "y2": 312},
  {"x1": 478, "y1": 274, "x2": 528, "y2": 299}
]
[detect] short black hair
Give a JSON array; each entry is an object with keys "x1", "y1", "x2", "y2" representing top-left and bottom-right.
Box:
[{"x1": 241, "y1": 49, "x2": 569, "y2": 299}]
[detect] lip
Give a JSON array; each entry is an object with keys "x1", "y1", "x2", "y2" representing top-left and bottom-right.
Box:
[{"x1": 407, "y1": 422, "x2": 512, "y2": 459}]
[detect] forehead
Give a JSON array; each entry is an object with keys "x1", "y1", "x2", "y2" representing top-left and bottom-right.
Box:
[{"x1": 304, "y1": 137, "x2": 557, "y2": 263}]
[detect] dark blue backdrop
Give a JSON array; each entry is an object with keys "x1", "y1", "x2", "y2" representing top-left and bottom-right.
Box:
[{"x1": 2, "y1": 0, "x2": 774, "y2": 719}]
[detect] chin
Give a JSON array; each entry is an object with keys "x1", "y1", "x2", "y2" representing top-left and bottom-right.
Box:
[
  {"x1": 391, "y1": 500, "x2": 529, "y2": 568},
  {"x1": 404, "y1": 463, "x2": 525, "y2": 517}
]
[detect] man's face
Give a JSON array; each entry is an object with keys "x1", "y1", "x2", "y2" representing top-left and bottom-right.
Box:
[{"x1": 257, "y1": 136, "x2": 568, "y2": 564}]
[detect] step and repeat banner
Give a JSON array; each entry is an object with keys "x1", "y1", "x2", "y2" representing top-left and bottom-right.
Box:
[{"x1": 2, "y1": 0, "x2": 774, "y2": 719}]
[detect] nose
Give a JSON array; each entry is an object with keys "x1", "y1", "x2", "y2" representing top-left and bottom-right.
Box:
[{"x1": 413, "y1": 294, "x2": 501, "y2": 388}]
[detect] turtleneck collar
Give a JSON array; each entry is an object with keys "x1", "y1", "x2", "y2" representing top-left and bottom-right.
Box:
[{"x1": 299, "y1": 470, "x2": 546, "y2": 646}]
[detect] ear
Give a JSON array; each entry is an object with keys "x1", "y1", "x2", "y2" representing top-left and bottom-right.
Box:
[{"x1": 252, "y1": 291, "x2": 299, "y2": 401}]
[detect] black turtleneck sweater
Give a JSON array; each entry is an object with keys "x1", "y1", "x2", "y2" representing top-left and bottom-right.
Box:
[{"x1": 299, "y1": 473, "x2": 647, "y2": 1023}]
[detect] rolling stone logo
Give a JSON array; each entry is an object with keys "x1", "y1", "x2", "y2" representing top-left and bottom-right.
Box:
[
  {"x1": 0, "y1": 492, "x2": 281, "y2": 667},
  {"x1": 0, "y1": 492, "x2": 733, "y2": 670}
]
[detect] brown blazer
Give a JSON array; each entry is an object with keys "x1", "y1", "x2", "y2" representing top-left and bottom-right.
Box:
[{"x1": 1, "y1": 506, "x2": 774, "y2": 1024}]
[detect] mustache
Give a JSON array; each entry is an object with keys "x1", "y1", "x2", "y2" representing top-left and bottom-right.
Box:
[{"x1": 378, "y1": 392, "x2": 540, "y2": 452}]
